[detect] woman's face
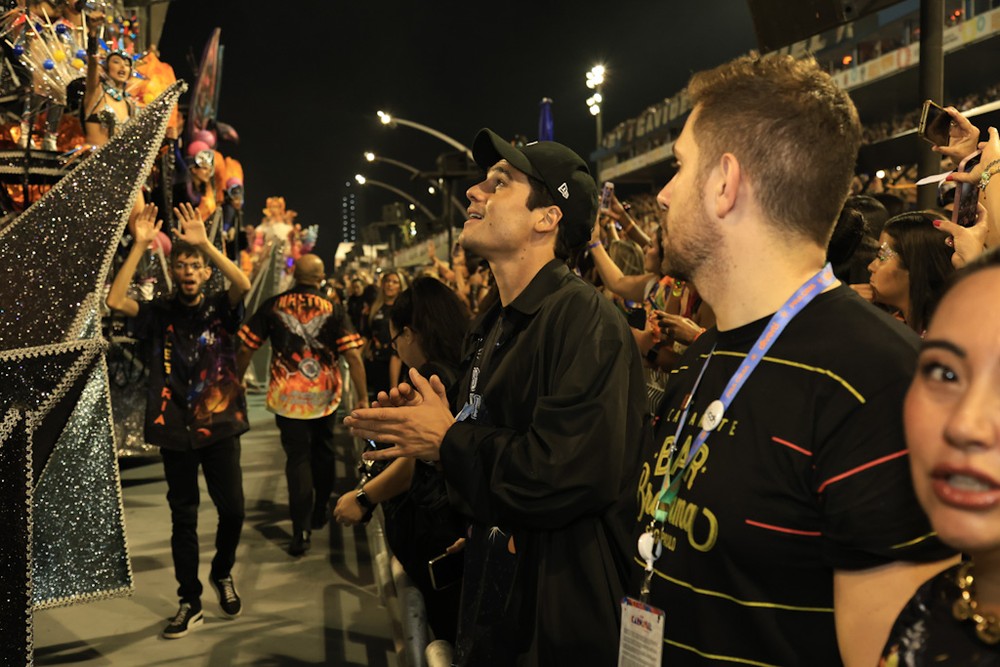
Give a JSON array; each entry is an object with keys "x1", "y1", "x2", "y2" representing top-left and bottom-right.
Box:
[
  {"x1": 389, "y1": 322, "x2": 419, "y2": 369},
  {"x1": 905, "y1": 267, "x2": 1000, "y2": 555},
  {"x1": 868, "y1": 232, "x2": 909, "y2": 312},
  {"x1": 106, "y1": 54, "x2": 131, "y2": 85},
  {"x1": 382, "y1": 274, "x2": 401, "y2": 299}
]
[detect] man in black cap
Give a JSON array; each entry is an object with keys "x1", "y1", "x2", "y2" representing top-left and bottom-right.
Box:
[{"x1": 346, "y1": 129, "x2": 646, "y2": 664}]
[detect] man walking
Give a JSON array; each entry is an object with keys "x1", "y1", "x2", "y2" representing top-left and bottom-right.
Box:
[
  {"x1": 106, "y1": 202, "x2": 252, "y2": 639},
  {"x1": 238, "y1": 254, "x2": 367, "y2": 556}
]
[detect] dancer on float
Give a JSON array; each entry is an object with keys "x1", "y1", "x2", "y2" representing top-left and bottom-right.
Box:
[{"x1": 82, "y1": 10, "x2": 134, "y2": 146}]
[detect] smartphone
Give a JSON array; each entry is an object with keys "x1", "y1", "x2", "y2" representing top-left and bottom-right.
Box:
[
  {"x1": 428, "y1": 550, "x2": 463, "y2": 591},
  {"x1": 918, "y1": 100, "x2": 951, "y2": 146},
  {"x1": 625, "y1": 305, "x2": 647, "y2": 330},
  {"x1": 600, "y1": 181, "x2": 614, "y2": 211},
  {"x1": 953, "y1": 151, "x2": 982, "y2": 228}
]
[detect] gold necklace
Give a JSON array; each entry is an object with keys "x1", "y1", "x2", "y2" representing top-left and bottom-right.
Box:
[{"x1": 953, "y1": 561, "x2": 1000, "y2": 645}]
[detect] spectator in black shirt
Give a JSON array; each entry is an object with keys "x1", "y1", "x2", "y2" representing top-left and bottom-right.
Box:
[{"x1": 346, "y1": 129, "x2": 647, "y2": 665}]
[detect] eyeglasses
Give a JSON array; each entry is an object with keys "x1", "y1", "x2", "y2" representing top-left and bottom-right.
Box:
[
  {"x1": 173, "y1": 261, "x2": 204, "y2": 271},
  {"x1": 389, "y1": 330, "x2": 403, "y2": 349},
  {"x1": 875, "y1": 242, "x2": 897, "y2": 263}
]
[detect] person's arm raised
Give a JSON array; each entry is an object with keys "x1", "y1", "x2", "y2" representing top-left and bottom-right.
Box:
[
  {"x1": 588, "y1": 212, "x2": 655, "y2": 301},
  {"x1": 106, "y1": 203, "x2": 161, "y2": 317}
]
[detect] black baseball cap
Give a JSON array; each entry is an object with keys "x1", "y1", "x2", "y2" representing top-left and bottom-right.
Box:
[{"x1": 472, "y1": 128, "x2": 598, "y2": 249}]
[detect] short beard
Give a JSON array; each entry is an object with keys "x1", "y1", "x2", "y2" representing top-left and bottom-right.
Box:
[{"x1": 662, "y1": 208, "x2": 720, "y2": 283}]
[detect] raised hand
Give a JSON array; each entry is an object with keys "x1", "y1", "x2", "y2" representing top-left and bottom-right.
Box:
[
  {"x1": 932, "y1": 107, "x2": 981, "y2": 164},
  {"x1": 934, "y1": 203, "x2": 989, "y2": 269},
  {"x1": 132, "y1": 203, "x2": 162, "y2": 246},
  {"x1": 173, "y1": 202, "x2": 208, "y2": 247}
]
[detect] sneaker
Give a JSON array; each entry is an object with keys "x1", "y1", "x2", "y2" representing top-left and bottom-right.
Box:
[
  {"x1": 210, "y1": 575, "x2": 242, "y2": 618},
  {"x1": 289, "y1": 530, "x2": 311, "y2": 557},
  {"x1": 162, "y1": 603, "x2": 203, "y2": 639}
]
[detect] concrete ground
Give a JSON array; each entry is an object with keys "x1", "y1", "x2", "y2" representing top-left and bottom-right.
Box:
[{"x1": 33, "y1": 394, "x2": 399, "y2": 667}]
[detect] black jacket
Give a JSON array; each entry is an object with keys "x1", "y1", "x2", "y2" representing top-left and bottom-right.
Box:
[{"x1": 441, "y1": 259, "x2": 648, "y2": 666}]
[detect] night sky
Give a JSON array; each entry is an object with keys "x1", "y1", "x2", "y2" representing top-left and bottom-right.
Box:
[{"x1": 156, "y1": 1, "x2": 758, "y2": 266}]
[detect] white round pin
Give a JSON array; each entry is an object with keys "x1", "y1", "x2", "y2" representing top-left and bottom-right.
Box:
[{"x1": 700, "y1": 399, "x2": 725, "y2": 432}]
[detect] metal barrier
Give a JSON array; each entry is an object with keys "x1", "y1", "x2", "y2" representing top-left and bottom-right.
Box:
[{"x1": 340, "y1": 359, "x2": 446, "y2": 667}]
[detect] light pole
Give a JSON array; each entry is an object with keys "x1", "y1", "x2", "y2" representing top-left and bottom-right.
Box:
[
  {"x1": 376, "y1": 111, "x2": 473, "y2": 159},
  {"x1": 586, "y1": 64, "x2": 605, "y2": 151},
  {"x1": 354, "y1": 174, "x2": 436, "y2": 221},
  {"x1": 364, "y1": 151, "x2": 466, "y2": 217}
]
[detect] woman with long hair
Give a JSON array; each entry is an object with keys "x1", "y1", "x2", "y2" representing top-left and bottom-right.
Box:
[
  {"x1": 335, "y1": 277, "x2": 469, "y2": 642},
  {"x1": 868, "y1": 211, "x2": 955, "y2": 335},
  {"x1": 362, "y1": 271, "x2": 403, "y2": 398}
]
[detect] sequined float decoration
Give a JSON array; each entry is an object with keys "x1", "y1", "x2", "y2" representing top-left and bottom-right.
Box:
[
  {"x1": 32, "y1": 357, "x2": 132, "y2": 609},
  {"x1": 0, "y1": 80, "x2": 188, "y2": 350},
  {"x1": 0, "y1": 411, "x2": 32, "y2": 666},
  {"x1": 0, "y1": 80, "x2": 187, "y2": 665}
]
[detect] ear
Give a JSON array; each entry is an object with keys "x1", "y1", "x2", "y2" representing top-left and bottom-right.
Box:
[
  {"x1": 533, "y1": 205, "x2": 563, "y2": 235},
  {"x1": 713, "y1": 152, "x2": 741, "y2": 219}
]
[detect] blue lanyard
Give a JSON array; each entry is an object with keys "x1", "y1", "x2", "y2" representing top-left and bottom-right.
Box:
[{"x1": 653, "y1": 264, "x2": 835, "y2": 522}]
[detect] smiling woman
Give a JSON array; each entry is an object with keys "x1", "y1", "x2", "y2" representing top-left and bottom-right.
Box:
[{"x1": 880, "y1": 249, "x2": 1000, "y2": 663}]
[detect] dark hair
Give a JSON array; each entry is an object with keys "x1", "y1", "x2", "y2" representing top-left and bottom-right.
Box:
[
  {"x1": 526, "y1": 174, "x2": 580, "y2": 262},
  {"x1": 687, "y1": 53, "x2": 862, "y2": 246},
  {"x1": 929, "y1": 247, "x2": 1000, "y2": 322},
  {"x1": 170, "y1": 239, "x2": 209, "y2": 264},
  {"x1": 872, "y1": 193, "x2": 906, "y2": 222},
  {"x1": 827, "y1": 206, "x2": 866, "y2": 282},
  {"x1": 389, "y1": 277, "x2": 469, "y2": 368},
  {"x1": 846, "y1": 195, "x2": 890, "y2": 238},
  {"x1": 883, "y1": 211, "x2": 955, "y2": 333}
]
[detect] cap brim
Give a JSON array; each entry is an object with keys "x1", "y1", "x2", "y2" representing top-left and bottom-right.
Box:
[{"x1": 472, "y1": 129, "x2": 541, "y2": 180}]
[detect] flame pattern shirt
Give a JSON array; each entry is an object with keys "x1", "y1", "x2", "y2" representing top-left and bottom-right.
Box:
[
  {"x1": 132, "y1": 291, "x2": 248, "y2": 450},
  {"x1": 238, "y1": 285, "x2": 362, "y2": 419}
]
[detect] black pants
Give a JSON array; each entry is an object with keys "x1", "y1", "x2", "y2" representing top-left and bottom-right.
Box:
[
  {"x1": 276, "y1": 414, "x2": 336, "y2": 533},
  {"x1": 160, "y1": 436, "x2": 245, "y2": 606}
]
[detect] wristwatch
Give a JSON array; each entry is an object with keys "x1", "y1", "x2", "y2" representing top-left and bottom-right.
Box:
[{"x1": 355, "y1": 488, "x2": 376, "y2": 512}]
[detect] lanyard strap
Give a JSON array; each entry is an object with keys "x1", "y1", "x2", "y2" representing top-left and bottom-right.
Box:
[
  {"x1": 454, "y1": 313, "x2": 504, "y2": 423},
  {"x1": 653, "y1": 264, "x2": 835, "y2": 522}
]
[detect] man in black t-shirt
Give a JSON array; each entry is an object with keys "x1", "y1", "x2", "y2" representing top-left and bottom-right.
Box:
[
  {"x1": 628, "y1": 54, "x2": 957, "y2": 665},
  {"x1": 107, "y1": 202, "x2": 252, "y2": 640}
]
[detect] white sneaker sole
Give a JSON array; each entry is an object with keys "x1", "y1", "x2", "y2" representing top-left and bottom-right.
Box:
[
  {"x1": 211, "y1": 580, "x2": 242, "y2": 618},
  {"x1": 162, "y1": 612, "x2": 204, "y2": 639}
]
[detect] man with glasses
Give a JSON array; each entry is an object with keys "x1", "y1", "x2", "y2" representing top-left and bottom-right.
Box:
[
  {"x1": 106, "y1": 201, "x2": 252, "y2": 639},
  {"x1": 236, "y1": 254, "x2": 367, "y2": 556}
]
